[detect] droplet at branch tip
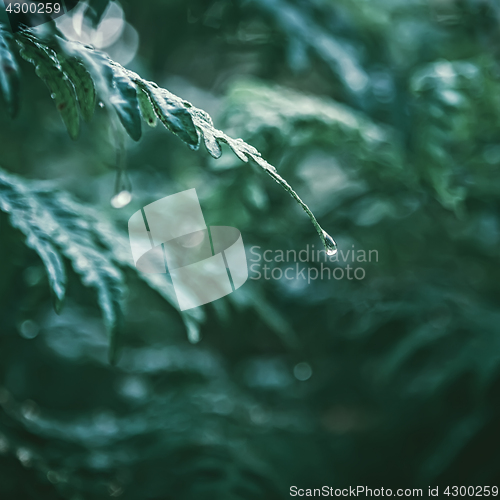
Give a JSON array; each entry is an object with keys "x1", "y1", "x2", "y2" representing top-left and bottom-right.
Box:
[
  {"x1": 322, "y1": 230, "x2": 338, "y2": 256},
  {"x1": 259, "y1": 162, "x2": 338, "y2": 257}
]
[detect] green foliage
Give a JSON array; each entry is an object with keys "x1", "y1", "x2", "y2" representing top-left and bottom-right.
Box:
[
  {"x1": 0, "y1": 170, "x2": 66, "y2": 311},
  {"x1": 0, "y1": 168, "x2": 125, "y2": 361},
  {"x1": 135, "y1": 79, "x2": 199, "y2": 145},
  {"x1": 0, "y1": 24, "x2": 335, "y2": 253},
  {"x1": 56, "y1": 52, "x2": 96, "y2": 123},
  {"x1": 17, "y1": 34, "x2": 81, "y2": 140},
  {"x1": 0, "y1": 25, "x2": 19, "y2": 117},
  {"x1": 242, "y1": 0, "x2": 369, "y2": 96},
  {"x1": 223, "y1": 79, "x2": 404, "y2": 175},
  {"x1": 91, "y1": 53, "x2": 143, "y2": 141},
  {"x1": 411, "y1": 58, "x2": 500, "y2": 209},
  {"x1": 136, "y1": 85, "x2": 157, "y2": 127},
  {"x1": 0, "y1": 0, "x2": 500, "y2": 497},
  {"x1": 0, "y1": 167, "x2": 218, "y2": 361}
]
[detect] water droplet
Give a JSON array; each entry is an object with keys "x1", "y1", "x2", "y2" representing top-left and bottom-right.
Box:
[
  {"x1": 50, "y1": 93, "x2": 56, "y2": 99},
  {"x1": 322, "y1": 230, "x2": 338, "y2": 256},
  {"x1": 111, "y1": 190, "x2": 132, "y2": 209},
  {"x1": 293, "y1": 362, "x2": 312, "y2": 381},
  {"x1": 16, "y1": 447, "x2": 33, "y2": 467},
  {"x1": 98, "y1": 101, "x2": 105, "y2": 108},
  {"x1": 18, "y1": 320, "x2": 39, "y2": 339}
]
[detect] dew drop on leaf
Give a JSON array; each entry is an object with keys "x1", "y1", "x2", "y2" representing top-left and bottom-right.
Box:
[
  {"x1": 322, "y1": 230, "x2": 338, "y2": 256},
  {"x1": 294, "y1": 362, "x2": 312, "y2": 381}
]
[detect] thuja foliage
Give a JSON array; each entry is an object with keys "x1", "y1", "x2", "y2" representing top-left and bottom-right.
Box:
[
  {"x1": 0, "y1": 21, "x2": 336, "y2": 360},
  {"x1": 0, "y1": 0, "x2": 500, "y2": 498}
]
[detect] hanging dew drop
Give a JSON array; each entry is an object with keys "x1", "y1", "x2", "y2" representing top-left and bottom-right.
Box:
[
  {"x1": 326, "y1": 247, "x2": 337, "y2": 256},
  {"x1": 322, "y1": 230, "x2": 338, "y2": 256},
  {"x1": 111, "y1": 190, "x2": 132, "y2": 209},
  {"x1": 267, "y1": 168, "x2": 338, "y2": 258},
  {"x1": 98, "y1": 101, "x2": 105, "y2": 108}
]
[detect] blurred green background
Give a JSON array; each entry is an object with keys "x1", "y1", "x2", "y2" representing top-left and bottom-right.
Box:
[{"x1": 1, "y1": 0, "x2": 500, "y2": 498}]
